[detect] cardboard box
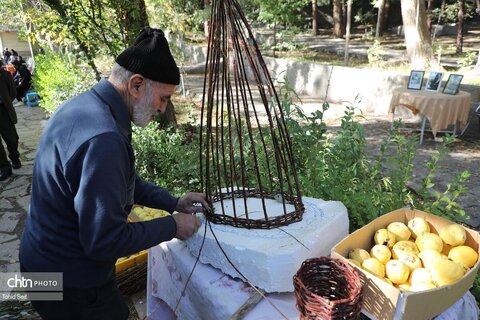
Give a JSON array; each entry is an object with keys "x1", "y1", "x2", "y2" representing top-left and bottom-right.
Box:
[
  {"x1": 128, "y1": 205, "x2": 169, "y2": 222},
  {"x1": 331, "y1": 208, "x2": 480, "y2": 320},
  {"x1": 115, "y1": 250, "x2": 148, "y2": 273}
]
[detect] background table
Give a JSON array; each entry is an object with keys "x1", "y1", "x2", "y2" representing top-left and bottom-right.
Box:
[
  {"x1": 146, "y1": 239, "x2": 479, "y2": 320},
  {"x1": 389, "y1": 88, "x2": 471, "y2": 137}
]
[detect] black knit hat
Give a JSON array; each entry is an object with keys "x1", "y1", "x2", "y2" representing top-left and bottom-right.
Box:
[{"x1": 116, "y1": 27, "x2": 180, "y2": 85}]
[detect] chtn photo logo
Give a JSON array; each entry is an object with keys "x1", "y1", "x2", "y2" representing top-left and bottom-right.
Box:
[
  {"x1": 0, "y1": 272, "x2": 63, "y2": 301},
  {"x1": 7, "y1": 274, "x2": 58, "y2": 289}
]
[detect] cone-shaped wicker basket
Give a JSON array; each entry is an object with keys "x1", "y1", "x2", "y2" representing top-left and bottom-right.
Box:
[{"x1": 200, "y1": 0, "x2": 304, "y2": 229}]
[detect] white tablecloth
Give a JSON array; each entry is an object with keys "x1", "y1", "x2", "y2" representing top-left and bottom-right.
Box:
[
  {"x1": 389, "y1": 88, "x2": 471, "y2": 136},
  {"x1": 146, "y1": 240, "x2": 479, "y2": 320}
]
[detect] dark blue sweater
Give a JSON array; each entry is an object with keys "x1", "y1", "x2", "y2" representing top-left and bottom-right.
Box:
[{"x1": 20, "y1": 80, "x2": 178, "y2": 288}]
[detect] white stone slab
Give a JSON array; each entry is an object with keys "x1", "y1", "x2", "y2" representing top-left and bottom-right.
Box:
[
  {"x1": 186, "y1": 197, "x2": 349, "y2": 293},
  {"x1": 148, "y1": 240, "x2": 299, "y2": 320},
  {"x1": 147, "y1": 241, "x2": 478, "y2": 320}
]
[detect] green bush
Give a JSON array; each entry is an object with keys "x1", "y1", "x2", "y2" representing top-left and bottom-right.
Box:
[
  {"x1": 283, "y1": 103, "x2": 469, "y2": 231},
  {"x1": 133, "y1": 93, "x2": 470, "y2": 232},
  {"x1": 32, "y1": 50, "x2": 96, "y2": 114},
  {"x1": 132, "y1": 122, "x2": 200, "y2": 197}
]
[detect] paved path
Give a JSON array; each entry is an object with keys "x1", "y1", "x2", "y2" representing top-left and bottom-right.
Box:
[{"x1": 0, "y1": 101, "x2": 45, "y2": 275}]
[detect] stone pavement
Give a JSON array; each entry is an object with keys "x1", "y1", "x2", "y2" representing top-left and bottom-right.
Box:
[
  {"x1": 0, "y1": 100, "x2": 45, "y2": 275},
  {"x1": 0, "y1": 101, "x2": 46, "y2": 319}
]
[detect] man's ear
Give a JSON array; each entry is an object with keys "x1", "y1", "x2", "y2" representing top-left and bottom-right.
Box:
[{"x1": 128, "y1": 74, "x2": 145, "y2": 99}]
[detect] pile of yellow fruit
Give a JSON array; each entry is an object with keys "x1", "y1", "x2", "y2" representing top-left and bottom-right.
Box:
[
  {"x1": 132, "y1": 206, "x2": 169, "y2": 221},
  {"x1": 347, "y1": 217, "x2": 478, "y2": 292}
]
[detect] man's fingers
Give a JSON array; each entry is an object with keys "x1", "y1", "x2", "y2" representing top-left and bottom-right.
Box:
[{"x1": 192, "y1": 201, "x2": 211, "y2": 214}]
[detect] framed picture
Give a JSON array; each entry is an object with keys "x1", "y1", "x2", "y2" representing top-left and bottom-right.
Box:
[
  {"x1": 425, "y1": 71, "x2": 444, "y2": 92},
  {"x1": 407, "y1": 70, "x2": 424, "y2": 90},
  {"x1": 442, "y1": 74, "x2": 464, "y2": 95}
]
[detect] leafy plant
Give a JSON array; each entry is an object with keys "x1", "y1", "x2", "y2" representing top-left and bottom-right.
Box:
[
  {"x1": 254, "y1": 0, "x2": 310, "y2": 29},
  {"x1": 274, "y1": 78, "x2": 470, "y2": 231},
  {"x1": 367, "y1": 40, "x2": 384, "y2": 65},
  {"x1": 132, "y1": 78, "x2": 471, "y2": 233},
  {"x1": 132, "y1": 122, "x2": 201, "y2": 196},
  {"x1": 147, "y1": 0, "x2": 204, "y2": 34},
  {"x1": 32, "y1": 50, "x2": 96, "y2": 114},
  {"x1": 431, "y1": 2, "x2": 475, "y2": 25},
  {"x1": 472, "y1": 273, "x2": 480, "y2": 307},
  {"x1": 458, "y1": 50, "x2": 478, "y2": 69},
  {"x1": 413, "y1": 135, "x2": 471, "y2": 221}
]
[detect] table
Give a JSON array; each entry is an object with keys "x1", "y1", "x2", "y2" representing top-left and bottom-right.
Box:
[
  {"x1": 389, "y1": 88, "x2": 471, "y2": 143},
  {"x1": 146, "y1": 239, "x2": 479, "y2": 320}
]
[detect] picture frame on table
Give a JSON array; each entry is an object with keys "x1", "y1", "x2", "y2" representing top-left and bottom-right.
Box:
[
  {"x1": 407, "y1": 70, "x2": 424, "y2": 90},
  {"x1": 425, "y1": 71, "x2": 444, "y2": 92},
  {"x1": 442, "y1": 74, "x2": 464, "y2": 95}
]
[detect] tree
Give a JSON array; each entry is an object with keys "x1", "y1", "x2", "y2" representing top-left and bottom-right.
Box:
[
  {"x1": 375, "y1": 0, "x2": 391, "y2": 38},
  {"x1": 0, "y1": 0, "x2": 24, "y2": 28},
  {"x1": 456, "y1": 0, "x2": 466, "y2": 54},
  {"x1": 375, "y1": 0, "x2": 386, "y2": 38},
  {"x1": 146, "y1": 0, "x2": 206, "y2": 35},
  {"x1": 312, "y1": 0, "x2": 318, "y2": 35},
  {"x1": 32, "y1": 0, "x2": 149, "y2": 80},
  {"x1": 120, "y1": 0, "x2": 150, "y2": 45},
  {"x1": 254, "y1": 0, "x2": 309, "y2": 56},
  {"x1": 332, "y1": 0, "x2": 343, "y2": 38},
  {"x1": 204, "y1": 0, "x2": 210, "y2": 39},
  {"x1": 426, "y1": 0, "x2": 435, "y2": 31},
  {"x1": 400, "y1": 0, "x2": 439, "y2": 69},
  {"x1": 344, "y1": 0, "x2": 353, "y2": 65}
]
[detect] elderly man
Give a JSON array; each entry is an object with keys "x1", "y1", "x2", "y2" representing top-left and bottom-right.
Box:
[{"x1": 20, "y1": 27, "x2": 208, "y2": 320}]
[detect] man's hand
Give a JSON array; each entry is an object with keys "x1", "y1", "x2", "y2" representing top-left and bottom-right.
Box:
[
  {"x1": 176, "y1": 192, "x2": 211, "y2": 214},
  {"x1": 172, "y1": 213, "x2": 201, "y2": 240}
]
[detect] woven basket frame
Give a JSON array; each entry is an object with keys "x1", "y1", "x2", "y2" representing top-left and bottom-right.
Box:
[
  {"x1": 200, "y1": 0, "x2": 305, "y2": 230},
  {"x1": 293, "y1": 257, "x2": 363, "y2": 320},
  {"x1": 205, "y1": 189, "x2": 305, "y2": 229}
]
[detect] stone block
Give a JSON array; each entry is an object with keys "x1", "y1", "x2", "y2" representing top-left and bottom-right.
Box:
[{"x1": 186, "y1": 197, "x2": 349, "y2": 292}]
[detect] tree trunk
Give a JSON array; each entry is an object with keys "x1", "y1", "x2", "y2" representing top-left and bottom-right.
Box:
[
  {"x1": 382, "y1": 0, "x2": 391, "y2": 32},
  {"x1": 312, "y1": 0, "x2": 319, "y2": 35},
  {"x1": 456, "y1": 0, "x2": 465, "y2": 54},
  {"x1": 344, "y1": 0, "x2": 353, "y2": 65},
  {"x1": 272, "y1": 22, "x2": 278, "y2": 58},
  {"x1": 204, "y1": 0, "x2": 211, "y2": 40},
  {"x1": 375, "y1": 0, "x2": 386, "y2": 38},
  {"x1": 426, "y1": 0, "x2": 434, "y2": 32},
  {"x1": 400, "y1": 0, "x2": 439, "y2": 69},
  {"x1": 333, "y1": 0, "x2": 344, "y2": 38}
]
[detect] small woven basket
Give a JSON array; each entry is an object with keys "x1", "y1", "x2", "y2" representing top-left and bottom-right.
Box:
[{"x1": 293, "y1": 257, "x2": 363, "y2": 320}]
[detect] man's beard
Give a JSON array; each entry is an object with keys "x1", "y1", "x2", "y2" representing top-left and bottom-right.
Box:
[{"x1": 132, "y1": 88, "x2": 155, "y2": 127}]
